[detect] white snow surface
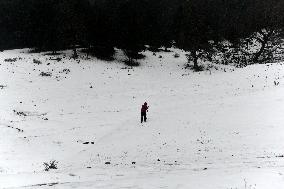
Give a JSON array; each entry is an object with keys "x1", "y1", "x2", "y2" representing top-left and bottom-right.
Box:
[{"x1": 1, "y1": 49, "x2": 284, "y2": 189}]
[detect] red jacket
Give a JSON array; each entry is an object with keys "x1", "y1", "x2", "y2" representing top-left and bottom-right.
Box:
[{"x1": 141, "y1": 104, "x2": 148, "y2": 113}]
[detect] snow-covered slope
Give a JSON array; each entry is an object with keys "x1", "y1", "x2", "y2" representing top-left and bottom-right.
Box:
[{"x1": 1, "y1": 49, "x2": 284, "y2": 189}]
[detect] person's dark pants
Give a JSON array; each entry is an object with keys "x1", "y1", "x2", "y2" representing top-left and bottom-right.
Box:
[{"x1": 141, "y1": 112, "x2": 147, "y2": 123}]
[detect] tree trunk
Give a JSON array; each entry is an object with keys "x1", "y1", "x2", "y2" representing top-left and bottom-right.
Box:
[
  {"x1": 73, "y1": 47, "x2": 78, "y2": 59},
  {"x1": 128, "y1": 56, "x2": 133, "y2": 65},
  {"x1": 86, "y1": 45, "x2": 91, "y2": 59},
  {"x1": 192, "y1": 51, "x2": 198, "y2": 70},
  {"x1": 253, "y1": 30, "x2": 272, "y2": 63},
  {"x1": 253, "y1": 41, "x2": 266, "y2": 62}
]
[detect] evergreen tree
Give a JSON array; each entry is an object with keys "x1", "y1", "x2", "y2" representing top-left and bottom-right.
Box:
[
  {"x1": 174, "y1": 0, "x2": 219, "y2": 70},
  {"x1": 116, "y1": 0, "x2": 148, "y2": 65}
]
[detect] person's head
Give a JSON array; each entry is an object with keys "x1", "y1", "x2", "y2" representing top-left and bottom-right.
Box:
[{"x1": 144, "y1": 102, "x2": 147, "y2": 105}]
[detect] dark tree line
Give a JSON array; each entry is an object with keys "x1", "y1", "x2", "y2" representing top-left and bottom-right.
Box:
[{"x1": 0, "y1": 0, "x2": 284, "y2": 67}]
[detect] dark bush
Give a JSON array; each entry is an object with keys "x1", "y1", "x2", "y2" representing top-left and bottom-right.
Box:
[
  {"x1": 43, "y1": 160, "x2": 58, "y2": 171},
  {"x1": 85, "y1": 46, "x2": 115, "y2": 61}
]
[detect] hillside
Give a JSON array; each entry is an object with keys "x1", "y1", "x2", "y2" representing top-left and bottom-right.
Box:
[{"x1": 1, "y1": 49, "x2": 284, "y2": 189}]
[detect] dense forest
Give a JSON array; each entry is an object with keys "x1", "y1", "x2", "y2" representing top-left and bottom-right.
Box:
[{"x1": 1, "y1": 0, "x2": 284, "y2": 68}]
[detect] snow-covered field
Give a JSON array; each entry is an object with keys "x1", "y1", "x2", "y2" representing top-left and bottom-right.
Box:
[{"x1": 1, "y1": 49, "x2": 284, "y2": 189}]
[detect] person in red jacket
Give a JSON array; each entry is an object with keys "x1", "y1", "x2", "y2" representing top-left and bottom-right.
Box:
[{"x1": 141, "y1": 102, "x2": 149, "y2": 123}]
